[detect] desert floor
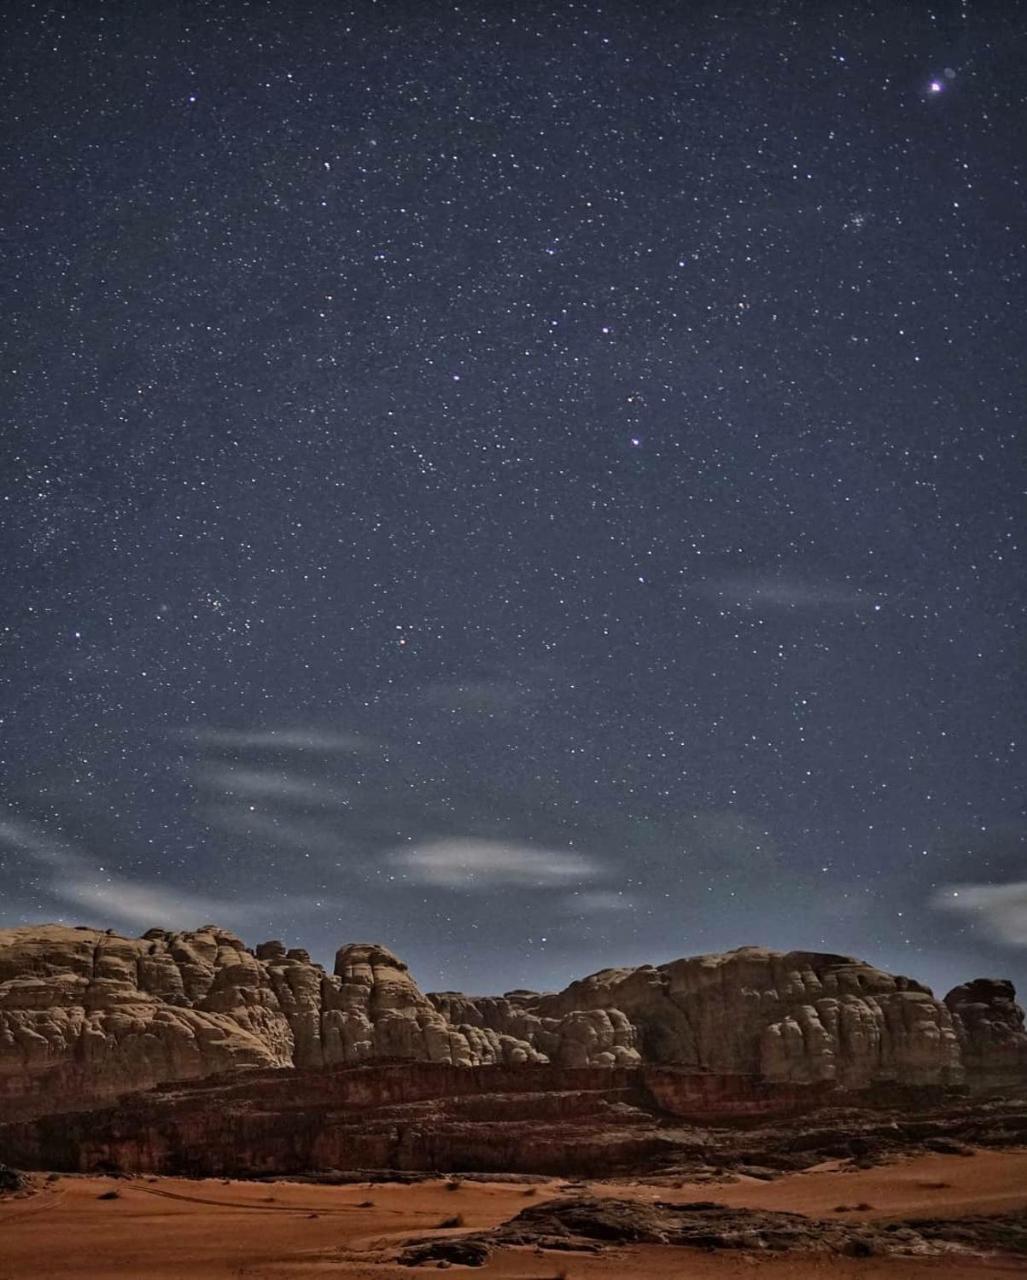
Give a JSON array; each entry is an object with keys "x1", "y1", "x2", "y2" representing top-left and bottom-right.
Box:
[{"x1": 2, "y1": 1149, "x2": 1026, "y2": 1279}]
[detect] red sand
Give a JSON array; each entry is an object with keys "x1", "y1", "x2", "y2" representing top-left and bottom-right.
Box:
[{"x1": 2, "y1": 1149, "x2": 1025, "y2": 1279}]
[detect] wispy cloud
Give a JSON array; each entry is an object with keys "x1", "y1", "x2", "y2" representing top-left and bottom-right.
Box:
[
  {"x1": 181, "y1": 727, "x2": 373, "y2": 753},
  {"x1": 934, "y1": 881, "x2": 1027, "y2": 947},
  {"x1": 55, "y1": 872, "x2": 255, "y2": 931},
  {"x1": 688, "y1": 574, "x2": 871, "y2": 611},
  {"x1": 0, "y1": 816, "x2": 81, "y2": 872},
  {"x1": 202, "y1": 765, "x2": 351, "y2": 808},
  {"x1": 185, "y1": 725, "x2": 365, "y2": 856},
  {"x1": 0, "y1": 812, "x2": 318, "y2": 932},
  {"x1": 390, "y1": 838, "x2": 601, "y2": 889}
]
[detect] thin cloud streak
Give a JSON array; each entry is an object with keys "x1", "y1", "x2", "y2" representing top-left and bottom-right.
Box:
[
  {"x1": 182, "y1": 727, "x2": 374, "y2": 753},
  {"x1": 201, "y1": 765, "x2": 352, "y2": 807},
  {"x1": 58, "y1": 874, "x2": 251, "y2": 931},
  {"x1": 0, "y1": 812, "x2": 321, "y2": 932},
  {"x1": 391, "y1": 838, "x2": 601, "y2": 889}
]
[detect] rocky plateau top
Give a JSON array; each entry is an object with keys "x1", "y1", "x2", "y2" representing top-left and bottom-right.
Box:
[{"x1": 1, "y1": 923, "x2": 1024, "y2": 1122}]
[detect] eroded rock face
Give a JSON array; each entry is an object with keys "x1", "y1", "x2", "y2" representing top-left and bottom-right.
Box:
[
  {"x1": 523, "y1": 948, "x2": 968, "y2": 1089},
  {"x1": 303, "y1": 942, "x2": 547, "y2": 1070},
  {"x1": 0, "y1": 925, "x2": 290, "y2": 1122},
  {"x1": 945, "y1": 979, "x2": 1027, "y2": 1088},
  {"x1": 0, "y1": 928, "x2": 550, "y2": 1121},
  {"x1": 3, "y1": 1059, "x2": 1026, "y2": 1180},
  {"x1": 427, "y1": 989, "x2": 640, "y2": 1069},
  {"x1": 437, "y1": 949, "x2": 976, "y2": 1089},
  {"x1": 1, "y1": 925, "x2": 1023, "y2": 1122}
]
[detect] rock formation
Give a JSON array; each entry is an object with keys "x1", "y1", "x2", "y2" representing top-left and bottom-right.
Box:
[
  {"x1": 0, "y1": 925, "x2": 291, "y2": 1123},
  {"x1": 945, "y1": 978, "x2": 1027, "y2": 1089},
  {"x1": 404, "y1": 1193, "x2": 1027, "y2": 1262},
  {"x1": 427, "y1": 989, "x2": 639, "y2": 1069},
  {"x1": 1, "y1": 924, "x2": 1024, "y2": 1122},
  {"x1": 2, "y1": 1058, "x2": 1026, "y2": 1179},
  {"x1": 469, "y1": 948, "x2": 972, "y2": 1090},
  {"x1": 0, "y1": 926, "x2": 553, "y2": 1120}
]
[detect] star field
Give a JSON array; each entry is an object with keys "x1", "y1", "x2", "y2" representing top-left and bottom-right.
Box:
[{"x1": 1, "y1": 1, "x2": 1024, "y2": 997}]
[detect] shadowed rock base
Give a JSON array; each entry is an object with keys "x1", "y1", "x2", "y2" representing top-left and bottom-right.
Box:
[{"x1": 1, "y1": 1059, "x2": 1025, "y2": 1180}]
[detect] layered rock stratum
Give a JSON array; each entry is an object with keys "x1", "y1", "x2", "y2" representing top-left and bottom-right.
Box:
[
  {"x1": 3, "y1": 1058, "x2": 1027, "y2": 1178},
  {"x1": 1, "y1": 923, "x2": 1024, "y2": 1122}
]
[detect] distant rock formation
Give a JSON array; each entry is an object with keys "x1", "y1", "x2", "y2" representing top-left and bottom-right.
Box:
[
  {"x1": 449, "y1": 948, "x2": 970, "y2": 1090},
  {"x1": 0, "y1": 925, "x2": 286, "y2": 1124},
  {"x1": 945, "y1": 978, "x2": 1027, "y2": 1089},
  {"x1": 0, "y1": 926, "x2": 566, "y2": 1121},
  {"x1": 0, "y1": 923, "x2": 1024, "y2": 1122}
]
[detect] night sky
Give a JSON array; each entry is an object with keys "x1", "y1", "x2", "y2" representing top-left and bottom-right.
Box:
[{"x1": 2, "y1": 1, "x2": 1024, "y2": 1000}]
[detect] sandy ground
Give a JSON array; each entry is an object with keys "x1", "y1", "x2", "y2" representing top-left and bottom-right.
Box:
[{"x1": 1, "y1": 1150, "x2": 1025, "y2": 1280}]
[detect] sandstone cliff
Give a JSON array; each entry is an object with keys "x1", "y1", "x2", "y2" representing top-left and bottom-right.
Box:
[
  {"x1": 2, "y1": 1059, "x2": 1025, "y2": 1179},
  {"x1": 945, "y1": 978, "x2": 1027, "y2": 1089},
  {"x1": 438, "y1": 948, "x2": 972, "y2": 1090},
  {"x1": 1, "y1": 924, "x2": 1024, "y2": 1122},
  {"x1": 0, "y1": 925, "x2": 286, "y2": 1122},
  {"x1": 0, "y1": 926, "x2": 564, "y2": 1121}
]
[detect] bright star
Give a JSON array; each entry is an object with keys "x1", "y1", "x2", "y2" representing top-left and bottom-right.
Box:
[{"x1": 928, "y1": 80, "x2": 943, "y2": 94}]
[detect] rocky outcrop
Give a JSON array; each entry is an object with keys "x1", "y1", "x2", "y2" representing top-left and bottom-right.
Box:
[
  {"x1": 296, "y1": 942, "x2": 547, "y2": 1070},
  {"x1": 2, "y1": 1059, "x2": 1026, "y2": 1180},
  {"x1": 502, "y1": 948, "x2": 971, "y2": 1090},
  {"x1": 0, "y1": 928, "x2": 548, "y2": 1121},
  {"x1": 436, "y1": 949, "x2": 984, "y2": 1089},
  {"x1": 1, "y1": 925, "x2": 1023, "y2": 1123},
  {"x1": 420, "y1": 1194, "x2": 1027, "y2": 1260},
  {"x1": 0, "y1": 1062, "x2": 672, "y2": 1177},
  {"x1": 0, "y1": 925, "x2": 293, "y2": 1124},
  {"x1": 945, "y1": 979, "x2": 1027, "y2": 1089},
  {"x1": 428, "y1": 990, "x2": 639, "y2": 1069}
]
